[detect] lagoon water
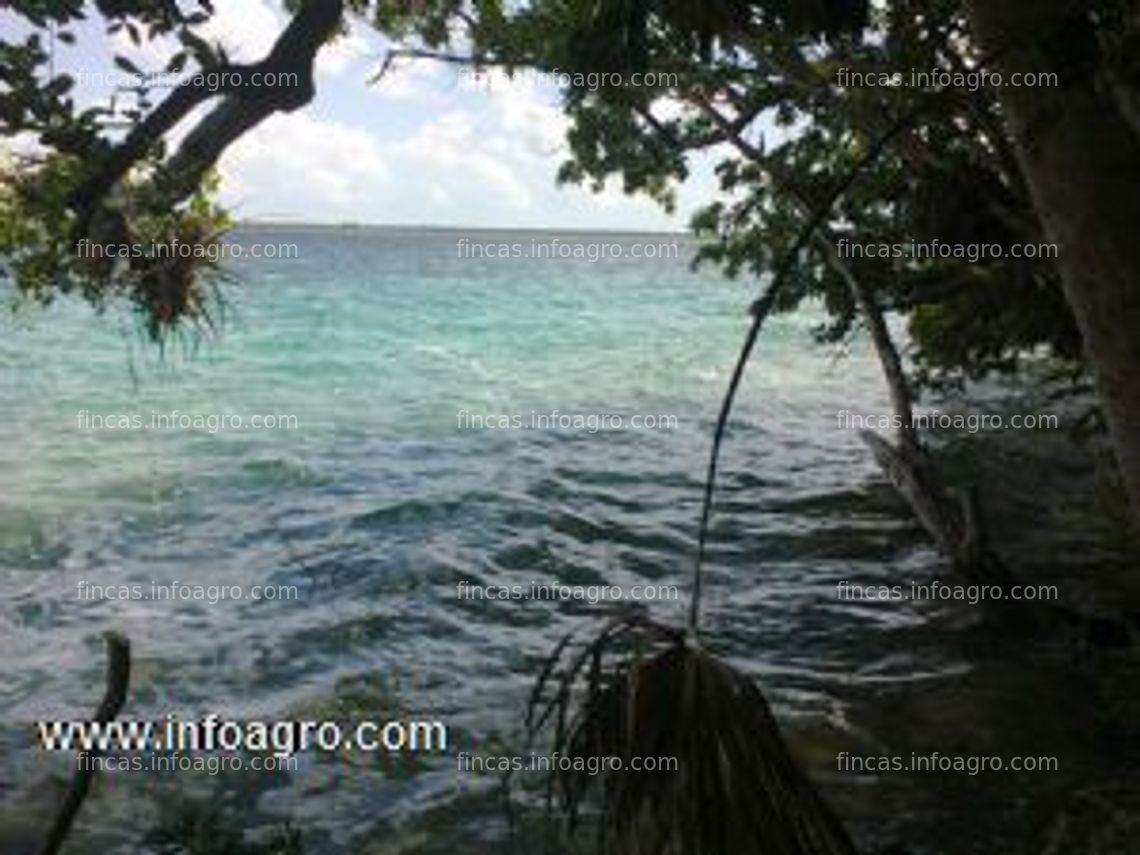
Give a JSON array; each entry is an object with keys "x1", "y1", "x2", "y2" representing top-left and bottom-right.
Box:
[{"x1": 1, "y1": 228, "x2": 1135, "y2": 853}]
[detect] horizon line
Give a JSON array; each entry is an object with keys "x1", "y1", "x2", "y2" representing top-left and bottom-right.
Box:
[{"x1": 233, "y1": 220, "x2": 692, "y2": 237}]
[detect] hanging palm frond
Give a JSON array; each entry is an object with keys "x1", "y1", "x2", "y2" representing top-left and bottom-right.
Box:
[{"x1": 519, "y1": 615, "x2": 858, "y2": 855}]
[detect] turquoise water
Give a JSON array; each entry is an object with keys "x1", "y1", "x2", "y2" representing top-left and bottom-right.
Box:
[{"x1": 1, "y1": 228, "x2": 1136, "y2": 853}]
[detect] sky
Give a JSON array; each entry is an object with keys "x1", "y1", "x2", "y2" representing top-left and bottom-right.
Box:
[{"x1": 1, "y1": 2, "x2": 724, "y2": 231}]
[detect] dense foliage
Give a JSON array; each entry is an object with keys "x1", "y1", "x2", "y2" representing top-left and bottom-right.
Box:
[
  {"x1": 2, "y1": 0, "x2": 1138, "y2": 399},
  {"x1": 1, "y1": 0, "x2": 335, "y2": 337},
  {"x1": 477, "y1": 0, "x2": 1110, "y2": 392}
]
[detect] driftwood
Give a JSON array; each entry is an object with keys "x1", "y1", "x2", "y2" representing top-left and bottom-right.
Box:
[
  {"x1": 860, "y1": 432, "x2": 969, "y2": 572},
  {"x1": 38, "y1": 632, "x2": 131, "y2": 855},
  {"x1": 860, "y1": 429, "x2": 1133, "y2": 646},
  {"x1": 822, "y1": 222, "x2": 1134, "y2": 646}
]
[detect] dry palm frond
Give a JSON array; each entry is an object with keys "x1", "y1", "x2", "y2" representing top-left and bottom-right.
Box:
[{"x1": 520, "y1": 616, "x2": 857, "y2": 855}]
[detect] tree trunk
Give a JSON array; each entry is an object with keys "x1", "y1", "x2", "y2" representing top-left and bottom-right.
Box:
[
  {"x1": 966, "y1": 0, "x2": 1140, "y2": 526},
  {"x1": 813, "y1": 236, "x2": 917, "y2": 450}
]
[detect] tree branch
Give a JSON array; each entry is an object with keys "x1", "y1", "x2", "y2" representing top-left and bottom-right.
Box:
[
  {"x1": 38, "y1": 633, "x2": 131, "y2": 855},
  {"x1": 70, "y1": 0, "x2": 345, "y2": 239},
  {"x1": 691, "y1": 95, "x2": 917, "y2": 446},
  {"x1": 689, "y1": 102, "x2": 928, "y2": 633}
]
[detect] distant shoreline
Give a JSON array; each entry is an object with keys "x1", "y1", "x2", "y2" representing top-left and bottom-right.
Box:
[{"x1": 232, "y1": 221, "x2": 691, "y2": 238}]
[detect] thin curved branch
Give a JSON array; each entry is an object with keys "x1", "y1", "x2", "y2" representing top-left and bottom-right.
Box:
[
  {"x1": 38, "y1": 633, "x2": 131, "y2": 855},
  {"x1": 692, "y1": 96, "x2": 917, "y2": 446},
  {"x1": 689, "y1": 102, "x2": 928, "y2": 634}
]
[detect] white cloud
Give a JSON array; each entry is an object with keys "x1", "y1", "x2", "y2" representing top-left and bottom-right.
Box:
[
  {"x1": 317, "y1": 28, "x2": 373, "y2": 78},
  {"x1": 209, "y1": 45, "x2": 692, "y2": 228},
  {"x1": 218, "y1": 112, "x2": 389, "y2": 218},
  {"x1": 484, "y1": 76, "x2": 568, "y2": 157},
  {"x1": 0, "y1": 132, "x2": 43, "y2": 160},
  {"x1": 198, "y1": 0, "x2": 285, "y2": 62},
  {"x1": 385, "y1": 109, "x2": 534, "y2": 209}
]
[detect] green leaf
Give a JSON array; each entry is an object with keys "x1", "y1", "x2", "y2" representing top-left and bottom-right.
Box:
[
  {"x1": 113, "y1": 55, "x2": 142, "y2": 76},
  {"x1": 165, "y1": 51, "x2": 189, "y2": 74}
]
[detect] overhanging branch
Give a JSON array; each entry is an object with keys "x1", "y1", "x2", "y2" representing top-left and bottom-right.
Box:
[{"x1": 69, "y1": 0, "x2": 345, "y2": 239}]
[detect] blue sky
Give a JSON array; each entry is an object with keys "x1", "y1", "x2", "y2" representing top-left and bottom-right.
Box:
[{"x1": 2, "y1": 3, "x2": 724, "y2": 231}]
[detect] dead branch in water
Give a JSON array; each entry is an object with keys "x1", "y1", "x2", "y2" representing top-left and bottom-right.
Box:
[{"x1": 38, "y1": 632, "x2": 131, "y2": 855}]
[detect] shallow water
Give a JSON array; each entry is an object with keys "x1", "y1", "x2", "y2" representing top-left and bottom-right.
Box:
[{"x1": 1, "y1": 227, "x2": 1136, "y2": 854}]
